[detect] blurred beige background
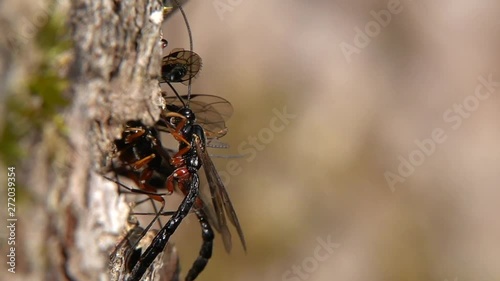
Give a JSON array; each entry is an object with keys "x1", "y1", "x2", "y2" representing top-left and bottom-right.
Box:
[
  {"x1": 2, "y1": 0, "x2": 500, "y2": 281},
  {"x1": 164, "y1": 1, "x2": 500, "y2": 281}
]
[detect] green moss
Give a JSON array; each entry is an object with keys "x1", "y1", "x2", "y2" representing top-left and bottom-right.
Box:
[{"x1": 0, "y1": 11, "x2": 71, "y2": 165}]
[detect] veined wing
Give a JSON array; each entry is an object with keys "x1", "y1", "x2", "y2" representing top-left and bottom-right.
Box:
[{"x1": 193, "y1": 134, "x2": 247, "y2": 252}]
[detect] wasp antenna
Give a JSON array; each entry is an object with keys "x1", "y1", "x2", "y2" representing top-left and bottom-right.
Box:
[
  {"x1": 173, "y1": 0, "x2": 193, "y2": 106},
  {"x1": 172, "y1": 0, "x2": 193, "y2": 53},
  {"x1": 166, "y1": 82, "x2": 186, "y2": 107}
]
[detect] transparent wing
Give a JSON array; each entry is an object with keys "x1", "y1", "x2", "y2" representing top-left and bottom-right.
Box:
[
  {"x1": 161, "y1": 49, "x2": 202, "y2": 84},
  {"x1": 163, "y1": 94, "x2": 233, "y2": 139},
  {"x1": 194, "y1": 135, "x2": 247, "y2": 252}
]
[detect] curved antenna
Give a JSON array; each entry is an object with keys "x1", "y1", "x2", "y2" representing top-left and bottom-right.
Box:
[
  {"x1": 173, "y1": 0, "x2": 193, "y2": 107},
  {"x1": 166, "y1": 82, "x2": 186, "y2": 107}
]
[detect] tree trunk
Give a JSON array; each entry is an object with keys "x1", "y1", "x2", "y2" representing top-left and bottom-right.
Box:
[
  {"x1": 63, "y1": 0, "x2": 167, "y2": 279},
  {"x1": 2, "y1": 0, "x2": 177, "y2": 280}
]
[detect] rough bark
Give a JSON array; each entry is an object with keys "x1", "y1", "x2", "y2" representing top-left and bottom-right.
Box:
[
  {"x1": 21, "y1": 0, "x2": 169, "y2": 280},
  {"x1": 0, "y1": 0, "x2": 187, "y2": 280},
  {"x1": 62, "y1": 0, "x2": 166, "y2": 280}
]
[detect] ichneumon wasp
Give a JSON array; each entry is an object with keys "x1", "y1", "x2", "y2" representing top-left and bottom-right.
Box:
[
  {"x1": 111, "y1": 110, "x2": 221, "y2": 280},
  {"x1": 126, "y1": 93, "x2": 247, "y2": 281},
  {"x1": 158, "y1": 92, "x2": 247, "y2": 253},
  {"x1": 110, "y1": 93, "x2": 245, "y2": 281},
  {"x1": 109, "y1": 0, "x2": 246, "y2": 280}
]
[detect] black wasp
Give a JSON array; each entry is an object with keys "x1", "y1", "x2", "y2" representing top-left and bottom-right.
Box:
[
  {"x1": 109, "y1": 117, "x2": 214, "y2": 281},
  {"x1": 111, "y1": 94, "x2": 246, "y2": 281},
  {"x1": 125, "y1": 93, "x2": 247, "y2": 281},
  {"x1": 159, "y1": 93, "x2": 246, "y2": 252},
  {"x1": 109, "y1": 1, "x2": 246, "y2": 281}
]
